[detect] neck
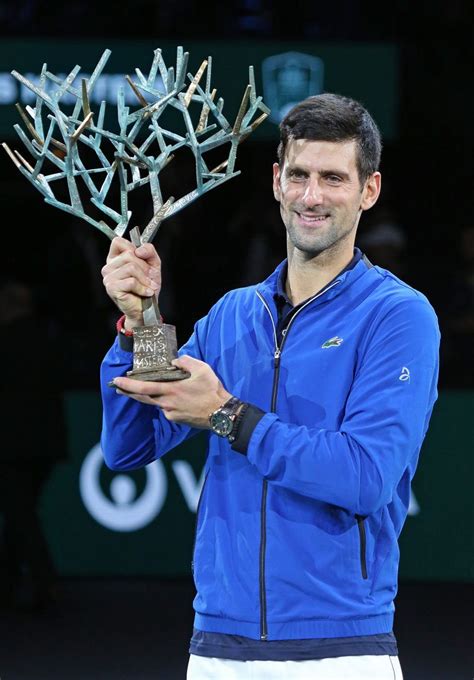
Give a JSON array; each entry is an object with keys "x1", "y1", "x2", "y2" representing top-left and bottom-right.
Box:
[{"x1": 286, "y1": 241, "x2": 355, "y2": 306}]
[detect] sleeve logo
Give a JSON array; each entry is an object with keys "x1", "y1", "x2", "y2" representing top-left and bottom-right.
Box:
[{"x1": 399, "y1": 366, "x2": 411, "y2": 381}]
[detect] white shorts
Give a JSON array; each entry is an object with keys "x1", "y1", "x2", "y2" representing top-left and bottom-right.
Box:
[{"x1": 187, "y1": 653, "x2": 403, "y2": 679}]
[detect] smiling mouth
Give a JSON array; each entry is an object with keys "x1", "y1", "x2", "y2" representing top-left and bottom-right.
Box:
[{"x1": 295, "y1": 211, "x2": 330, "y2": 225}]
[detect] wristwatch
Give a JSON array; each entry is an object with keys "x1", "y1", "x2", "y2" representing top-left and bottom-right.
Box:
[{"x1": 209, "y1": 397, "x2": 246, "y2": 440}]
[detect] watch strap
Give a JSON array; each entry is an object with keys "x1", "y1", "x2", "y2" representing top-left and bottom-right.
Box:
[
  {"x1": 228, "y1": 402, "x2": 249, "y2": 443},
  {"x1": 221, "y1": 396, "x2": 241, "y2": 413}
]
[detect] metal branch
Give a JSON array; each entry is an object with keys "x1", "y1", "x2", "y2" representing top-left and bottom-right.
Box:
[
  {"x1": 183, "y1": 60, "x2": 208, "y2": 108},
  {"x1": 3, "y1": 45, "x2": 270, "y2": 246}
]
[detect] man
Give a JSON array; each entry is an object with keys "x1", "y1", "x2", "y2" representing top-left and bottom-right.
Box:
[{"x1": 100, "y1": 94, "x2": 440, "y2": 679}]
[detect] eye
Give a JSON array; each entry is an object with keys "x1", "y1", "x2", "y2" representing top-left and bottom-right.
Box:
[
  {"x1": 325, "y1": 174, "x2": 343, "y2": 184},
  {"x1": 287, "y1": 169, "x2": 307, "y2": 181}
]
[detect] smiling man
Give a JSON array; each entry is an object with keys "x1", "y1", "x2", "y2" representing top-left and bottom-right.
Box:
[
  {"x1": 100, "y1": 94, "x2": 440, "y2": 679},
  {"x1": 275, "y1": 138, "x2": 379, "y2": 255}
]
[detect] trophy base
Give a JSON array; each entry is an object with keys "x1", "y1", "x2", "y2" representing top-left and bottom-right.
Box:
[
  {"x1": 107, "y1": 365, "x2": 190, "y2": 388},
  {"x1": 126, "y1": 365, "x2": 190, "y2": 382}
]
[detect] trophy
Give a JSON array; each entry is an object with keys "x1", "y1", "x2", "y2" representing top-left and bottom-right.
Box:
[{"x1": 2, "y1": 47, "x2": 269, "y2": 381}]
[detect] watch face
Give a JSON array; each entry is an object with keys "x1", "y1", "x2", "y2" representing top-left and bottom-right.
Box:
[{"x1": 210, "y1": 411, "x2": 233, "y2": 437}]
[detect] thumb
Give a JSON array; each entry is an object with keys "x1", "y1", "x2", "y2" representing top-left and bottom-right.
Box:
[{"x1": 172, "y1": 355, "x2": 203, "y2": 373}]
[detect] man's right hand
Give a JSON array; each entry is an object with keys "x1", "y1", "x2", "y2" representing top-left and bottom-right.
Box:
[{"x1": 101, "y1": 237, "x2": 162, "y2": 330}]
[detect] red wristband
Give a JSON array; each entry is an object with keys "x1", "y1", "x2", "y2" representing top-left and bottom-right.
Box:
[{"x1": 116, "y1": 315, "x2": 134, "y2": 336}]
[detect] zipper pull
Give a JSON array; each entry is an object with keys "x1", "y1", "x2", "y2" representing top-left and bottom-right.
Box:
[{"x1": 274, "y1": 348, "x2": 281, "y2": 368}]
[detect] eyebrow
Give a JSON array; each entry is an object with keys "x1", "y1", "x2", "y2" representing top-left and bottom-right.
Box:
[
  {"x1": 320, "y1": 169, "x2": 351, "y2": 180},
  {"x1": 285, "y1": 164, "x2": 351, "y2": 180}
]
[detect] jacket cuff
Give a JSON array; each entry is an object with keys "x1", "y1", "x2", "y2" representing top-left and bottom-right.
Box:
[
  {"x1": 118, "y1": 331, "x2": 134, "y2": 352},
  {"x1": 231, "y1": 404, "x2": 266, "y2": 455}
]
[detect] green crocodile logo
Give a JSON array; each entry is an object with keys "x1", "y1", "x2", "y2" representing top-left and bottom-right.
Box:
[{"x1": 321, "y1": 336, "x2": 344, "y2": 349}]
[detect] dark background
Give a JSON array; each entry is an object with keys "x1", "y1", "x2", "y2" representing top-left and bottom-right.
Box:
[
  {"x1": 1, "y1": 2, "x2": 473, "y2": 390},
  {"x1": 0, "y1": 2, "x2": 473, "y2": 679}
]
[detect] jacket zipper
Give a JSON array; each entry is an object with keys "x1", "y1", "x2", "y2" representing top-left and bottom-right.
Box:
[
  {"x1": 255, "y1": 279, "x2": 341, "y2": 640},
  {"x1": 259, "y1": 479, "x2": 269, "y2": 639},
  {"x1": 191, "y1": 469, "x2": 209, "y2": 575},
  {"x1": 356, "y1": 514, "x2": 368, "y2": 579},
  {"x1": 258, "y1": 336, "x2": 283, "y2": 640}
]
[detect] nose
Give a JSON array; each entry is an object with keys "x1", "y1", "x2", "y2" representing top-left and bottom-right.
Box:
[{"x1": 301, "y1": 178, "x2": 323, "y2": 208}]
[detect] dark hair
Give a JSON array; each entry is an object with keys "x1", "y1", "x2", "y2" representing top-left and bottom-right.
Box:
[{"x1": 277, "y1": 93, "x2": 382, "y2": 184}]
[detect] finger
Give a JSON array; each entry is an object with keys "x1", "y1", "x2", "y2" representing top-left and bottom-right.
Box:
[
  {"x1": 103, "y1": 263, "x2": 160, "y2": 296},
  {"x1": 103, "y1": 277, "x2": 155, "y2": 303},
  {"x1": 108, "y1": 236, "x2": 135, "y2": 258},
  {"x1": 115, "y1": 389, "x2": 174, "y2": 412},
  {"x1": 115, "y1": 389, "x2": 157, "y2": 406},
  {"x1": 134, "y1": 243, "x2": 162, "y2": 270},
  {"x1": 112, "y1": 376, "x2": 170, "y2": 396},
  {"x1": 162, "y1": 409, "x2": 179, "y2": 421},
  {"x1": 103, "y1": 249, "x2": 150, "y2": 277},
  {"x1": 105, "y1": 242, "x2": 160, "y2": 276},
  {"x1": 112, "y1": 278, "x2": 157, "y2": 300},
  {"x1": 172, "y1": 355, "x2": 204, "y2": 373}
]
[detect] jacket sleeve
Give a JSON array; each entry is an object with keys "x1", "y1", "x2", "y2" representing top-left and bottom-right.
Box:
[
  {"x1": 100, "y1": 320, "x2": 208, "y2": 471},
  {"x1": 243, "y1": 296, "x2": 440, "y2": 516}
]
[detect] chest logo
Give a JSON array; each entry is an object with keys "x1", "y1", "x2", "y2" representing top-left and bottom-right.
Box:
[{"x1": 321, "y1": 336, "x2": 344, "y2": 349}]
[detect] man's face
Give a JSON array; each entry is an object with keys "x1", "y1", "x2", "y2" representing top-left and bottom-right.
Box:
[{"x1": 273, "y1": 139, "x2": 381, "y2": 258}]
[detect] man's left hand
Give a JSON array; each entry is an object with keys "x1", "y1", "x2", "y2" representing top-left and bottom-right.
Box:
[{"x1": 111, "y1": 355, "x2": 232, "y2": 429}]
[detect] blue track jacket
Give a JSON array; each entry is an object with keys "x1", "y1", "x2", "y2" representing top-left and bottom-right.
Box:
[{"x1": 100, "y1": 257, "x2": 440, "y2": 641}]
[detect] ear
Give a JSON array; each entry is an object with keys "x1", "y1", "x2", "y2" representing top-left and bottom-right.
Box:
[
  {"x1": 272, "y1": 162, "x2": 282, "y2": 202},
  {"x1": 360, "y1": 172, "x2": 381, "y2": 211}
]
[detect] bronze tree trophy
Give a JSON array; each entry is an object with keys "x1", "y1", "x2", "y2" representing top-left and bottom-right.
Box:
[{"x1": 3, "y1": 47, "x2": 269, "y2": 382}]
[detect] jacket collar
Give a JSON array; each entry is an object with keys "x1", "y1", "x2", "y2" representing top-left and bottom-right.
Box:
[{"x1": 256, "y1": 248, "x2": 372, "y2": 309}]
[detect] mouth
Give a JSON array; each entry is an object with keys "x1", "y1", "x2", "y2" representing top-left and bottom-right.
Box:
[{"x1": 294, "y1": 211, "x2": 330, "y2": 227}]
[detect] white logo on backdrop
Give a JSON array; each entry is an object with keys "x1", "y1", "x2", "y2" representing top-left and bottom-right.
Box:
[
  {"x1": 79, "y1": 444, "x2": 206, "y2": 532},
  {"x1": 171, "y1": 460, "x2": 206, "y2": 512},
  {"x1": 79, "y1": 444, "x2": 167, "y2": 532}
]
